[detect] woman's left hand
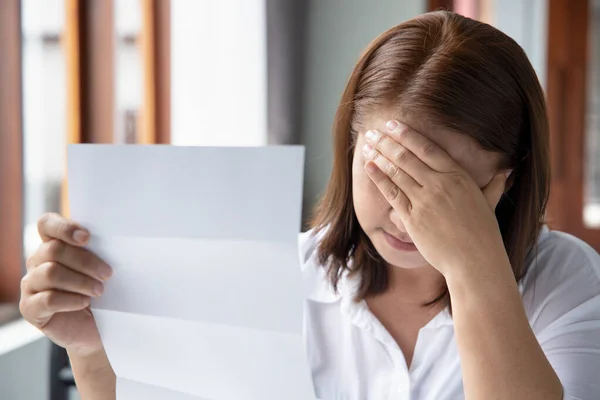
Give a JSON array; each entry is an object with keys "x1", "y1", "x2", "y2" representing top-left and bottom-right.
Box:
[{"x1": 362, "y1": 120, "x2": 510, "y2": 276}]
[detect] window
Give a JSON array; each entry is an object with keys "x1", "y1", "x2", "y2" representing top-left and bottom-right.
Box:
[
  {"x1": 0, "y1": 0, "x2": 170, "y2": 307},
  {"x1": 584, "y1": 0, "x2": 600, "y2": 227},
  {"x1": 21, "y1": 0, "x2": 67, "y2": 259}
]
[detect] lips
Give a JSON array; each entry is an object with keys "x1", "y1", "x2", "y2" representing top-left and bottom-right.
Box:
[
  {"x1": 384, "y1": 231, "x2": 413, "y2": 244},
  {"x1": 382, "y1": 230, "x2": 418, "y2": 252}
]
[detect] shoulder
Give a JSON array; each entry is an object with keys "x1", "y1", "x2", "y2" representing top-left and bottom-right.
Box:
[
  {"x1": 521, "y1": 226, "x2": 600, "y2": 333},
  {"x1": 298, "y1": 228, "x2": 341, "y2": 303},
  {"x1": 522, "y1": 228, "x2": 600, "y2": 398},
  {"x1": 298, "y1": 229, "x2": 321, "y2": 268}
]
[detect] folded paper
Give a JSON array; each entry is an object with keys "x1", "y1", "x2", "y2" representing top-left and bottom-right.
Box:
[{"x1": 68, "y1": 144, "x2": 314, "y2": 400}]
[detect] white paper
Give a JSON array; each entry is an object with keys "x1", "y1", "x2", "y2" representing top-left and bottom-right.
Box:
[{"x1": 68, "y1": 145, "x2": 315, "y2": 400}]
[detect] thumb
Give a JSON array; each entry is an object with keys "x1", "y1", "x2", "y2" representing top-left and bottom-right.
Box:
[{"x1": 482, "y1": 171, "x2": 510, "y2": 211}]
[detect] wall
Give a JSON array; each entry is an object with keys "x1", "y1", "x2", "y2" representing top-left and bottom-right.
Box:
[
  {"x1": 0, "y1": 320, "x2": 50, "y2": 400},
  {"x1": 493, "y1": 0, "x2": 548, "y2": 88},
  {"x1": 0, "y1": 340, "x2": 51, "y2": 399},
  {"x1": 299, "y1": 0, "x2": 426, "y2": 221}
]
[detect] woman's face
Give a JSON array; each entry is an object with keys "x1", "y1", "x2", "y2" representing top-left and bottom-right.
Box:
[{"x1": 351, "y1": 112, "x2": 503, "y2": 269}]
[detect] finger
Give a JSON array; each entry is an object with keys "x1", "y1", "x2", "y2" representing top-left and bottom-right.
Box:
[
  {"x1": 482, "y1": 172, "x2": 508, "y2": 211},
  {"x1": 26, "y1": 239, "x2": 112, "y2": 281},
  {"x1": 365, "y1": 129, "x2": 431, "y2": 185},
  {"x1": 385, "y1": 120, "x2": 456, "y2": 172},
  {"x1": 24, "y1": 262, "x2": 104, "y2": 298},
  {"x1": 21, "y1": 290, "x2": 91, "y2": 326},
  {"x1": 390, "y1": 211, "x2": 403, "y2": 228},
  {"x1": 365, "y1": 161, "x2": 411, "y2": 219},
  {"x1": 37, "y1": 212, "x2": 90, "y2": 246},
  {"x1": 361, "y1": 142, "x2": 420, "y2": 196}
]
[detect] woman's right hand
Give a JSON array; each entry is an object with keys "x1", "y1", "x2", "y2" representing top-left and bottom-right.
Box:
[{"x1": 19, "y1": 212, "x2": 112, "y2": 357}]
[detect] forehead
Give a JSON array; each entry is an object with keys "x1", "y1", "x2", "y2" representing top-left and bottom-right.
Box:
[{"x1": 358, "y1": 111, "x2": 503, "y2": 186}]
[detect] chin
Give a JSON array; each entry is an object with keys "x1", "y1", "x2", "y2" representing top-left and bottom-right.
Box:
[{"x1": 382, "y1": 251, "x2": 430, "y2": 269}]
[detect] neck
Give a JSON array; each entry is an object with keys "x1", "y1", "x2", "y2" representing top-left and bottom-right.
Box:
[{"x1": 378, "y1": 264, "x2": 446, "y2": 305}]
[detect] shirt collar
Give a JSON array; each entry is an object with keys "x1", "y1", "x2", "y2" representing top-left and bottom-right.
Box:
[
  {"x1": 337, "y1": 271, "x2": 455, "y2": 330},
  {"x1": 306, "y1": 224, "x2": 551, "y2": 320}
]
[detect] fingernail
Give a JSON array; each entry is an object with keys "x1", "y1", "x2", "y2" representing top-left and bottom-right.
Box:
[
  {"x1": 365, "y1": 162, "x2": 378, "y2": 173},
  {"x1": 386, "y1": 120, "x2": 399, "y2": 132},
  {"x1": 98, "y1": 265, "x2": 113, "y2": 280},
  {"x1": 73, "y1": 229, "x2": 89, "y2": 244},
  {"x1": 93, "y1": 282, "x2": 104, "y2": 297},
  {"x1": 362, "y1": 143, "x2": 374, "y2": 157},
  {"x1": 365, "y1": 130, "x2": 378, "y2": 142},
  {"x1": 505, "y1": 170, "x2": 513, "y2": 179}
]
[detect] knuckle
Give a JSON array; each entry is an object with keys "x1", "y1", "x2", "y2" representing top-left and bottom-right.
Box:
[
  {"x1": 19, "y1": 275, "x2": 31, "y2": 302},
  {"x1": 411, "y1": 205, "x2": 426, "y2": 220},
  {"x1": 31, "y1": 319, "x2": 46, "y2": 329},
  {"x1": 41, "y1": 262, "x2": 62, "y2": 281},
  {"x1": 450, "y1": 172, "x2": 467, "y2": 186},
  {"x1": 37, "y1": 212, "x2": 54, "y2": 234},
  {"x1": 25, "y1": 254, "x2": 36, "y2": 270},
  {"x1": 441, "y1": 172, "x2": 466, "y2": 191},
  {"x1": 398, "y1": 125, "x2": 411, "y2": 138},
  {"x1": 387, "y1": 185, "x2": 400, "y2": 201},
  {"x1": 56, "y1": 221, "x2": 72, "y2": 239},
  {"x1": 421, "y1": 142, "x2": 437, "y2": 157},
  {"x1": 387, "y1": 163, "x2": 400, "y2": 179},
  {"x1": 393, "y1": 147, "x2": 410, "y2": 164},
  {"x1": 371, "y1": 151, "x2": 380, "y2": 163},
  {"x1": 18, "y1": 297, "x2": 30, "y2": 318},
  {"x1": 40, "y1": 291, "x2": 58, "y2": 309},
  {"x1": 57, "y1": 217, "x2": 77, "y2": 239},
  {"x1": 20, "y1": 274, "x2": 31, "y2": 293},
  {"x1": 430, "y1": 182, "x2": 447, "y2": 197},
  {"x1": 46, "y1": 239, "x2": 66, "y2": 259}
]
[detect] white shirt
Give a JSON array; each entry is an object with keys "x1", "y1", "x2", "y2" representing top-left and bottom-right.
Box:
[{"x1": 299, "y1": 226, "x2": 600, "y2": 400}]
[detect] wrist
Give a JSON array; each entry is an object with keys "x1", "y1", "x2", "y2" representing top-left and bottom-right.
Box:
[
  {"x1": 444, "y1": 256, "x2": 519, "y2": 303},
  {"x1": 67, "y1": 346, "x2": 112, "y2": 376},
  {"x1": 68, "y1": 346, "x2": 116, "y2": 400}
]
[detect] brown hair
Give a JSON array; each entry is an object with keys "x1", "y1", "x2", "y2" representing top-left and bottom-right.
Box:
[{"x1": 310, "y1": 11, "x2": 550, "y2": 307}]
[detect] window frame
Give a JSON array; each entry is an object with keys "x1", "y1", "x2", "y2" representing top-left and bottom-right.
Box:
[{"x1": 0, "y1": 0, "x2": 24, "y2": 303}]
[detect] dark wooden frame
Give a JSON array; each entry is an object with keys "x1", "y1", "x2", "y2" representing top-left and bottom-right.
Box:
[
  {"x1": 545, "y1": 0, "x2": 600, "y2": 250},
  {"x1": 79, "y1": 0, "x2": 115, "y2": 144},
  {"x1": 154, "y1": 0, "x2": 171, "y2": 144},
  {"x1": 428, "y1": 0, "x2": 454, "y2": 11},
  {"x1": 141, "y1": 0, "x2": 171, "y2": 144},
  {"x1": 0, "y1": 0, "x2": 24, "y2": 303}
]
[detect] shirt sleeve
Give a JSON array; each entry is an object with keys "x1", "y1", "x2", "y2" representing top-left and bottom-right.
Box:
[
  {"x1": 537, "y1": 292, "x2": 600, "y2": 399},
  {"x1": 526, "y1": 233, "x2": 600, "y2": 400}
]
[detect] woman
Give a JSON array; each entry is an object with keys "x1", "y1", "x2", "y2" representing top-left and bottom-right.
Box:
[{"x1": 20, "y1": 11, "x2": 600, "y2": 399}]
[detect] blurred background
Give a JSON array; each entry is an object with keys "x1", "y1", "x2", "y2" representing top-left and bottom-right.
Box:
[{"x1": 0, "y1": 0, "x2": 598, "y2": 399}]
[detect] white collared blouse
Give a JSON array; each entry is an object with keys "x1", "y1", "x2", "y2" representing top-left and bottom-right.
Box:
[{"x1": 300, "y1": 226, "x2": 600, "y2": 400}]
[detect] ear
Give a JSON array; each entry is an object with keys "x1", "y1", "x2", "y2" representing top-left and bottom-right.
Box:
[{"x1": 482, "y1": 171, "x2": 511, "y2": 211}]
